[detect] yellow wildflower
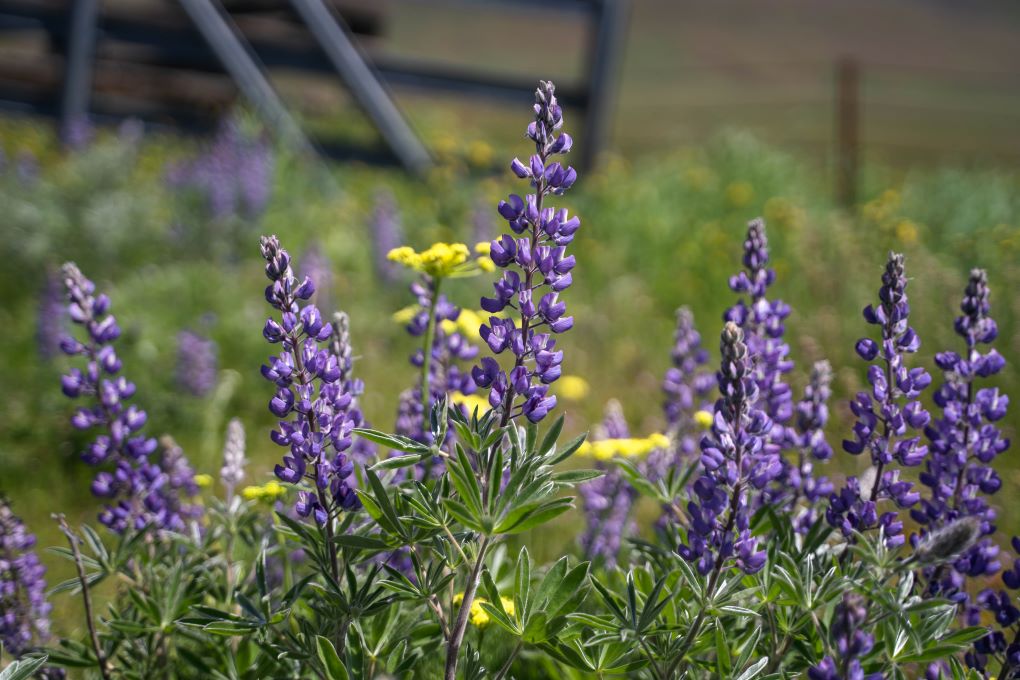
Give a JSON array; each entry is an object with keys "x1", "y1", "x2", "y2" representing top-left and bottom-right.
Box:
[
  {"x1": 241, "y1": 481, "x2": 288, "y2": 503},
  {"x1": 576, "y1": 434, "x2": 671, "y2": 461},
  {"x1": 895, "y1": 219, "x2": 919, "y2": 246},
  {"x1": 694, "y1": 410, "x2": 714, "y2": 429},
  {"x1": 387, "y1": 242, "x2": 471, "y2": 278},
  {"x1": 556, "y1": 375, "x2": 590, "y2": 401},
  {"x1": 467, "y1": 140, "x2": 494, "y2": 168},
  {"x1": 194, "y1": 474, "x2": 213, "y2": 489},
  {"x1": 725, "y1": 181, "x2": 755, "y2": 207},
  {"x1": 477, "y1": 256, "x2": 496, "y2": 272},
  {"x1": 392, "y1": 305, "x2": 419, "y2": 325},
  {"x1": 474, "y1": 241, "x2": 491, "y2": 255},
  {"x1": 452, "y1": 593, "x2": 516, "y2": 627},
  {"x1": 450, "y1": 392, "x2": 491, "y2": 416}
]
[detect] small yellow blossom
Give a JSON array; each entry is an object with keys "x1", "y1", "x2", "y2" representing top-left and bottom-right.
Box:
[
  {"x1": 194, "y1": 474, "x2": 213, "y2": 489},
  {"x1": 387, "y1": 242, "x2": 471, "y2": 278},
  {"x1": 477, "y1": 256, "x2": 496, "y2": 272},
  {"x1": 392, "y1": 305, "x2": 419, "y2": 325},
  {"x1": 556, "y1": 375, "x2": 590, "y2": 401},
  {"x1": 725, "y1": 181, "x2": 755, "y2": 207},
  {"x1": 694, "y1": 410, "x2": 714, "y2": 429},
  {"x1": 242, "y1": 481, "x2": 288, "y2": 503},
  {"x1": 683, "y1": 165, "x2": 715, "y2": 191},
  {"x1": 453, "y1": 593, "x2": 515, "y2": 627},
  {"x1": 474, "y1": 241, "x2": 491, "y2": 255},
  {"x1": 895, "y1": 219, "x2": 919, "y2": 246},
  {"x1": 576, "y1": 434, "x2": 671, "y2": 461},
  {"x1": 450, "y1": 392, "x2": 491, "y2": 416}
]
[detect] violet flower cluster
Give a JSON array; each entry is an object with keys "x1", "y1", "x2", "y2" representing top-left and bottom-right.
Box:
[
  {"x1": 678, "y1": 322, "x2": 778, "y2": 576},
  {"x1": 330, "y1": 311, "x2": 376, "y2": 467},
  {"x1": 259, "y1": 236, "x2": 361, "y2": 525},
  {"x1": 660, "y1": 306, "x2": 714, "y2": 462},
  {"x1": 176, "y1": 329, "x2": 218, "y2": 397},
  {"x1": 166, "y1": 119, "x2": 273, "y2": 221},
  {"x1": 37, "y1": 268, "x2": 66, "y2": 360},
  {"x1": 219, "y1": 417, "x2": 247, "y2": 500},
  {"x1": 396, "y1": 282, "x2": 479, "y2": 446},
  {"x1": 473, "y1": 80, "x2": 579, "y2": 424},
  {"x1": 0, "y1": 497, "x2": 51, "y2": 658},
  {"x1": 827, "y1": 252, "x2": 931, "y2": 549},
  {"x1": 788, "y1": 360, "x2": 835, "y2": 531},
  {"x1": 369, "y1": 188, "x2": 404, "y2": 284},
  {"x1": 808, "y1": 593, "x2": 882, "y2": 680},
  {"x1": 59, "y1": 263, "x2": 200, "y2": 533},
  {"x1": 579, "y1": 401, "x2": 637, "y2": 567},
  {"x1": 968, "y1": 536, "x2": 1020, "y2": 675},
  {"x1": 913, "y1": 270, "x2": 1009, "y2": 601}
]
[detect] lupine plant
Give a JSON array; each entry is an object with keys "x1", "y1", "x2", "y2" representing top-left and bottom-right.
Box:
[{"x1": 2, "y1": 80, "x2": 1018, "y2": 680}]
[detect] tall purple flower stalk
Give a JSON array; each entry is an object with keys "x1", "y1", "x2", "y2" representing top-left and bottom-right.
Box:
[
  {"x1": 0, "y1": 497, "x2": 52, "y2": 658},
  {"x1": 37, "y1": 268, "x2": 66, "y2": 360},
  {"x1": 396, "y1": 282, "x2": 479, "y2": 447},
  {"x1": 788, "y1": 360, "x2": 835, "y2": 531},
  {"x1": 910, "y1": 271, "x2": 1010, "y2": 647},
  {"x1": 330, "y1": 311, "x2": 376, "y2": 467},
  {"x1": 579, "y1": 401, "x2": 637, "y2": 567},
  {"x1": 808, "y1": 593, "x2": 882, "y2": 680},
  {"x1": 166, "y1": 119, "x2": 273, "y2": 221},
  {"x1": 369, "y1": 188, "x2": 404, "y2": 284},
  {"x1": 259, "y1": 235, "x2": 360, "y2": 526},
  {"x1": 59, "y1": 263, "x2": 200, "y2": 533},
  {"x1": 969, "y1": 536, "x2": 1020, "y2": 675},
  {"x1": 176, "y1": 329, "x2": 218, "y2": 397},
  {"x1": 678, "y1": 322, "x2": 778, "y2": 576},
  {"x1": 472, "y1": 80, "x2": 579, "y2": 425},
  {"x1": 661, "y1": 306, "x2": 714, "y2": 461},
  {"x1": 827, "y1": 252, "x2": 931, "y2": 549}
]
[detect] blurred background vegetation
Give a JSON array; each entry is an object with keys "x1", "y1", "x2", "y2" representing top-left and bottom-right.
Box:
[{"x1": 1, "y1": 0, "x2": 1019, "y2": 639}]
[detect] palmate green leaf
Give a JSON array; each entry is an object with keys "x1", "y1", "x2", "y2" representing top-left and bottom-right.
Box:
[
  {"x1": 515, "y1": 546, "x2": 532, "y2": 622},
  {"x1": 522, "y1": 611, "x2": 549, "y2": 643},
  {"x1": 478, "y1": 601, "x2": 520, "y2": 637},
  {"x1": 315, "y1": 636, "x2": 350, "y2": 680},
  {"x1": 353, "y1": 428, "x2": 430, "y2": 454},
  {"x1": 550, "y1": 469, "x2": 604, "y2": 485},
  {"x1": 538, "y1": 414, "x2": 564, "y2": 457},
  {"x1": 548, "y1": 431, "x2": 588, "y2": 465},
  {"x1": 496, "y1": 497, "x2": 573, "y2": 535},
  {"x1": 442, "y1": 498, "x2": 485, "y2": 533},
  {"x1": 370, "y1": 454, "x2": 427, "y2": 472},
  {"x1": 0, "y1": 656, "x2": 48, "y2": 680},
  {"x1": 734, "y1": 657, "x2": 769, "y2": 680}
]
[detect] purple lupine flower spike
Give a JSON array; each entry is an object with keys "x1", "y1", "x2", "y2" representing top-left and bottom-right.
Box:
[
  {"x1": 220, "y1": 418, "x2": 247, "y2": 499},
  {"x1": 397, "y1": 282, "x2": 479, "y2": 453},
  {"x1": 258, "y1": 235, "x2": 360, "y2": 525},
  {"x1": 473, "y1": 80, "x2": 579, "y2": 425},
  {"x1": 579, "y1": 401, "x2": 637, "y2": 566},
  {"x1": 369, "y1": 188, "x2": 404, "y2": 283},
  {"x1": 827, "y1": 252, "x2": 931, "y2": 549},
  {"x1": 678, "y1": 322, "x2": 779, "y2": 576},
  {"x1": 0, "y1": 497, "x2": 53, "y2": 658},
  {"x1": 301, "y1": 244, "x2": 334, "y2": 313},
  {"x1": 913, "y1": 270, "x2": 1010, "y2": 616},
  {"x1": 808, "y1": 593, "x2": 883, "y2": 680},
  {"x1": 661, "y1": 306, "x2": 714, "y2": 460},
  {"x1": 330, "y1": 312, "x2": 376, "y2": 467},
  {"x1": 788, "y1": 360, "x2": 835, "y2": 531},
  {"x1": 37, "y1": 268, "x2": 66, "y2": 360},
  {"x1": 60, "y1": 263, "x2": 200, "y2": 533},
  {"x1": 176, "y1": 329, "x2": 218, "y2": 397}
]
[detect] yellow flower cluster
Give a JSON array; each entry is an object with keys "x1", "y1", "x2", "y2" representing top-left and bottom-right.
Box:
[
  {"x1": 194, "y1": 473, "x2": 213, "y2": 488},
  {"x1": 453, "y1": 592, "x2": 515, "y2": 627},
  {"x1": 576, "y1": 433, "x2": 671, "y2": 461},
  {"x1": 241, "y1": 481, "x2": 288, "y2": 503},
  {"x1": 450, "y1": 392, "x2": 491, "y2": 416},
  {"x1": 440, "y1": 308, "x2": 485, "y2": 341},
  {"x1": 556, "y1": 375, "x2": 590, "y2": 401},
  {"x1": 694, "y1": 410, "x2": 714, "y2": 429},
  {"x1": 387, "y1": 243, "x2": 471, "y2": 278}
]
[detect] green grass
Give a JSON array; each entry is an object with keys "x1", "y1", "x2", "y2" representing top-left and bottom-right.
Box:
[{"x1": 0, "y1": 120, "x2": 1018, "y2": 642}]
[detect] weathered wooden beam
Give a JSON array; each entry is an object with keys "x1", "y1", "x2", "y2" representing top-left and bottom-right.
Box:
[
  {"x1": 288, "y1": 0, "x2": 432, "y2": 174},
  {"x1": 580, "y1": 0, "x2": 628, "y2": 170},
  {"x1": 176, "y1": 0, "x2": 314, "y2": 153},
  {"x1": 59, "y1": 0, "x2": 99, "y2": 141}
]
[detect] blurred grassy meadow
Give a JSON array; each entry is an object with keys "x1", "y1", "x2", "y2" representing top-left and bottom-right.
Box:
[{"x1": 2, "y1": 0, "x2": 1020, "y2": 640}]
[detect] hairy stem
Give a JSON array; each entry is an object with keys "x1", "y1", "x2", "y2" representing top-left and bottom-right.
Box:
[
  {"x1": 444, "y1": 536, "x2": 491, "y2": 680},
  {"x1": 56, "y1": 515, "x2": 112, "y2": 680}
]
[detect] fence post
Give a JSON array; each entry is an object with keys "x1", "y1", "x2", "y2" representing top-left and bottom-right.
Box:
[
  {"x1": 59, "y1": 0, "x2": 99, "y2": 143},
  {"x1": 835, "y1": 57, "x2": 859, "y2": 208},
  {"x1": 580, "y1": 0, "x2": 629, "y2": 171}
]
